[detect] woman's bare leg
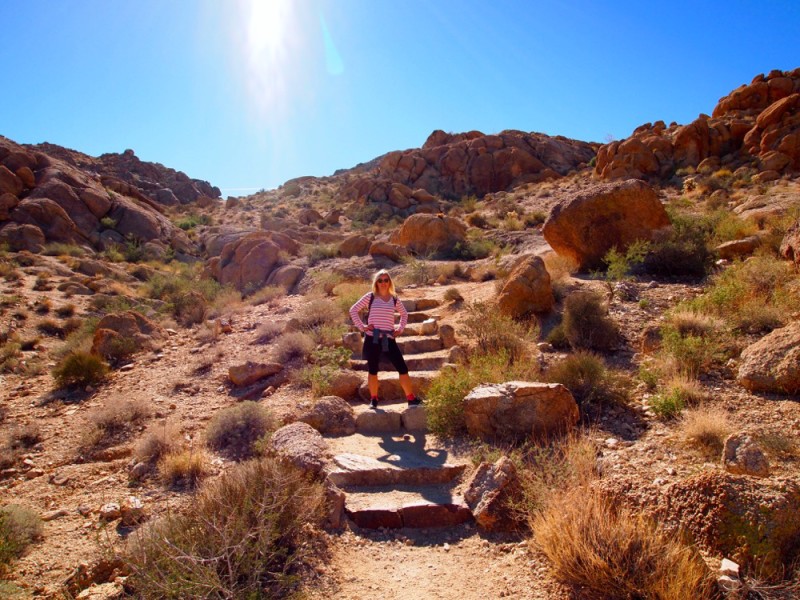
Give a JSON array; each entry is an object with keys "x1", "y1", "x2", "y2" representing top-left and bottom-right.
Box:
[
  {"x1": 398, "y1": 373, "x2": 414, "y2": 397},
  {"x1": 368, "y1": 374, "x2": 379, "y2": 397}
]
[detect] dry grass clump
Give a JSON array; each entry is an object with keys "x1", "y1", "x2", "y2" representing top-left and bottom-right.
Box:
[
  {"x1": 133, "y1": 422, "x2": 181, "y2": 465},
  {"x1": 125, "y1": 458, "x2": 326, "y2": 599},
  {"x1": 296, "y1": 298, "x2": 344, "y2": 332},
  {"x1": 561, "y1": 291, "x2": 619, "y2": 351},
  {"x1": 658, "y1": 322, "x2": 725, "y2": 379},
  {"x1": 36, "y1": 318, "x2": 64, "y2": 338},
  {"x1": 33, "y1": 298, "x2": 51, "y2": 314},
  {"x1": 665, "y1": 309, "x2": 723, "y2": 338},
  {"x1": 158, "y1": 448, "x2": 211, "y2": 489},
  {"x1": 55, "y1": 304, "x2": 76, "y2": 319},
  {"x1": 462, "y1": 301, "x2": 537, "y2": 364},
  {"x1": 531, "y1": 487, "x2": 714, "y2": 600},
  {"x1": 679, "y1": 406, "x2": 733, "y2": 454},
  {"x1": 546, "y1": 351, "x2": 629, "y2": 412},
  {"x1": 247, "y1": 285, "x2": 285, "y2": 306},
  {"x1": 333, "y1": 281, "x2": 369, "y2": 314},
  {"x1": 253, "y1": 321, "x2": 283, "y2": 345},
  {"x1": 205, "y1": 401, "x2": 274, "y2": 460},
  {"x1": 81, "y1": 398, "x2": 151, "y2": 451},
  {"x1": 0, "y1": 505, "x2": 43, "y2": 574},
  {"x1": 0, "y1": 339, "x2": 21, "y2": 373},
  {"x1": 6, "y1": 423, "x2": 42, "y2": 451},
  {"x1": 52, "y1": 351, "x2": 109, "y2": 389},
  {"x1": 443, "y1": 287, "x2": 464, "y2": 303},
  {"x1": 272, "y1": 331, "x2": 315, "y2": 363}
]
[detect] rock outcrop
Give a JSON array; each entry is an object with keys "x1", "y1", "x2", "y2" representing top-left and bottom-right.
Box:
[
  {"x1": 595, "y1": 69, "x2": 800, "y2": 181},
  {"x1": 497, "y1": 254, "x2": 554, "y2": 316},
  {"x1": 737, "y1": 322, "x2": 800, "y2": 394},
  {"x1": 463, "y1": 381, "x2": 579, "y2": 442},
  {"x1": 389, "y1": 213, "x2": 467, "y2": 255},
  {"x1": 780, "y1": 219, "x2": 800, "y2": 265},
  {"x1": 0, "y1": 135, "x2": 198, "y2": 256},
  {"x1": 542, "y1": 179, "x2": 670, "y2": 270},
  {"x1": 463, "y1": 456, "x2": 522, "y2": 531},
  {"x1": 658, "y1": 471, "x2": 800, "y2": 579},
  {"x1": 91, "y1": 311, "x2": 166, "y2": 360}
]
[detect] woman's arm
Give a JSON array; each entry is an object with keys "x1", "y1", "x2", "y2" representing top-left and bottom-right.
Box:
[
  {"x1": 349, "y1": 292, "x2": 372, "y2": 331},
  {"x1": 395, "y1": 298, "x2": 408, "y2": 335}
]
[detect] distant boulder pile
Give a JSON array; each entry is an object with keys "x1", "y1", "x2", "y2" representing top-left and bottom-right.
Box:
[
  {"x1": 0, "y1": 136, "x2": 211, "y2": 256},
  {"x1": 595, "y1": 68, "x2": 800, "y2": 181},
  {"x1": 341, "y1": 129, "x2": 597, "y2": 209}
]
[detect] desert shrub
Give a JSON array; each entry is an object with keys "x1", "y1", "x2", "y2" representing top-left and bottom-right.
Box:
[
  {"x1": 158, "y1": 448, "x2": 210, "y2": 489},
  {"x1": 333, "y1": 281, "x2": 369, "y2": 314},
  {"x1": 55, "y1": 304, "x2": 76, "y2": 318},
  {"x1": 296, "y1": 298, "x2": 343, "y2": 332},
  {"x1": 427, "y1": 351, "x2": 538, "y2": 438},
  {"x1": 601, "y1": 241, "x2": 649, "y2": 282},
  {"x1": 272, "y1": 332, "x2": 315, "y2": 363},
  {"x1": 402, "y1": 256, "x2": 431, "y2": 285},
  {"x1": 205, "y1": 401, "x2": 275, "y2": 460},
  {"x1": 42, "y1": 242, "x2": 85, "y2": 257},
  {"x1": 53, "y1": 351, "x2": 109, "y2": 388},
  {"x1": 0, "y1": 340, "x2": 21, "y2": 373},
  {"x1": 546, "y1": 351, "x2": 629, "y2": 410},
  {"x1": 33, "y1": 298, "x2": 51, "y2": 314},
  {"x1": 449, "y1": 237, "x2": 495, "y2": 260},
  {"x1": 443, "y1": 287, "x2": 464, "y2": 303},
  {"x1": 126, "y1": 457, "x2": 325, "y2": 599},
  {"x1": 659, "y1": 325, "x2": 724, "y2": 379},
  {"x1": 544, "y1": 253, "x2": 579, "y2": 279},
  {"x1": 81, "y1": 398, "x2": 152, "y2": 450},
  {"x1": 466, "y1": 212, "x2": 489, "y2": 228},
  {"x1": 756, "y1": 432, "x2": 800, "y2": 460},
  {"x1": 562, "y1": 291, "x2": 618, "y2": 351},
  {"x1": 248, "y1": 285, "x2": 285, "y2": 306},
  {"x1": 100, "y1": 216, "x2": 117, "y2": 230},
  {"x1": 679, "y1": 406, "x2": 733, "y2": 454},
  {"x1": 134, "y1": 422, "x2": 181, "y2": 465},
  {"x1": 144, "y1": 267, "x2": 223, "y2": 323},
  {"x1": 462, "y1": 301, "x2": 537, "y2": 364},
  {"x1": 532, "y1": 487, "x2": 714, "y2": 600},
  {"x1": 688, "y1": 254, "x2": 795, "y2": 333},
  {"x1": 304, "y1": 244, "x2": 337, "y2": 266},
  {"x1": 37, "y1": 318, "x2": 66, "y2": 338},
  {"x1": 0, "y1": 505, "x2": 43, "y2": 573},
  {"x1": 665, "y1": 309, "x2": 722, "y2": 338},
  {"x1": 524, "y1": 210, "x2": 547, "y2": 227},
  {"x1": 710, "y1": 210, "x2": 758, "y2": 244},
  {"x1": 295, "y1": 346, "x2": 351, "y2": 397},
  {"x1": 253, "y1": 321, "x2": 283, "y2": 345},
  {"x1": 6, "y1": 423, "x2": 41, "y2": 450},
  {"x1": 642, "y1": 211, "x2": 714, "y2": 278}
]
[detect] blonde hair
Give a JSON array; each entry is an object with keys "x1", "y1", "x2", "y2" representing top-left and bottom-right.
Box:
[{"x1": 371, "y1": 269, "x2": 397, "y2": 297}]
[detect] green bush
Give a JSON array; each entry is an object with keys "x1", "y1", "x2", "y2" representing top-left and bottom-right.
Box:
[
  {"x1": 601, "y1": 240, "x2": 649, "y2": 282},
  {"x1": 53, "y1": 351, "x2": 109, "y2": 388},
  {"x1": 649, "y1": 388, "x2": 686, "y2": 420},
  {"x1": 462, "y1": 301, "x2": 537, "y2": 364},
  {"x1": 546, "y1": 351, "x2": 629, "y2": 409},
  {"x1": 562, "y1": 292, "x2": 618, "y2": 351},
  {"x1": 641, "y1": 212, "x2": 714, "y2": 278},
  {"x1": 205, "y1": 402, "x2": 275, "y2": 460},
  {"x1": 0, "y1": 505, "x2": 42, "y2": 573},
  {"x1": 660, "y1": 326, "x2": 724, "y2": 378},
  {"x1": 272, "y1": 332, "x2": 315, "y2": 363},
  {"x1": 126, "y1": 458, "x2": 325, "y2": 599}
]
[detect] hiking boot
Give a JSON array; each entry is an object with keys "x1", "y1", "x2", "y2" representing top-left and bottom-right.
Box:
[
  {"x1": 407, "y1": 396, "x2": 422, "y2": 406},
  {"x1": 370, "y1": 398, "x2": 379, "y2": 409}
]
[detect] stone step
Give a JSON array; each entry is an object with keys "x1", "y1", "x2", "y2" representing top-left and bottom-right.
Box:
[
  {"x1": 355, "y1": 370, "x2": 442, "y2": 401},
  {"x1": 396, "y1": 335, "x2": 444, "y2": 354},
  {"x1": 405, "y1": 312, "x2": 432, "y2": 324},
  {"x1": 352, "y1": 403, "x2": 427, "y2": 433},
  {"x1": 401, "y1": 318, "x2": 438, "y2": 337},
  {"x1": 325, "y1": 433, "x2": 468, "y2": 487},
  {"x1": 343, "y1": 483, "x2": 473, "y2": 529},
  {"x1": 403, "y1": 298, "x2": 442, "y2": 312},
  {"x1": 350, "y1": 349, "x2": 450, "y2": 372}
]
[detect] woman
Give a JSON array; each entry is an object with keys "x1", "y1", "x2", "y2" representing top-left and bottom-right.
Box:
[{"x1": 349, "y1": 269, "x2": 421, "y2": 409}]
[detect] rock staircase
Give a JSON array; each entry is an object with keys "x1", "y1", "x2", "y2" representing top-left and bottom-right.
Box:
[{"x1": 331, "y1": 297, "x2": 473, "y2": 529}]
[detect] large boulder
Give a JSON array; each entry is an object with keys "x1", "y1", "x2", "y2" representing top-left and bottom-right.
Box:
[
  {"x1": 389, "y1": 213, "x2": 467, "y2": 255},
  {"x1": 723, "y1": 433, "x2": 770, "y2": 477},
  {"x1": 737, "y1": 322, "x2": 800, "y2": 394},
  {"x1": 297, "y1": 395, "x2": 356, "y2": 435},
  {"x1": 0, "y1": 223, "x2": 45, "y2": 252},
  {"x1": 338, "y1": 234, "x2": 371, "y2": 258},
  {"x1": 658, "y1": 471, "x2": 800, "y2": 579},
  {"x1": 497, "y1": 254, "x2": 554, "y2": 316},
  {"x1": 463, "y1": 381, "x2": 579, "y2": 442},
  {"x1": 542, "y1": 179, "x2": 670, "y2": 270},
  {"x1": 0, "y1": 165, "x2": 23, "y2": 196},
  {"x1": 268, "y1": 422, "x2": 331, "y2": 476},
  {"x1": 368, "y1": 240, "x2": 409, "y2": 262},
  {"x1": 228, "y1": 361, "x2": 283, "y2": 387},
  {"x1": 91, "y1": 311, "x2": 165, "y2": 359},
  {"x1": 266, "y1": 264, "x2": 304, "y2": 292},
  {"x1": 463, "y1": 456, "x2": 522, "y2": 531},
  {"x1": 215, "y1": 232, "x2": 281, "y2": 292}
]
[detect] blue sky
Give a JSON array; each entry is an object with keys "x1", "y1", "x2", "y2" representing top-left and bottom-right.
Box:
[{"x1": 1, "y1": 1, "x2": 798, "y2": 196}]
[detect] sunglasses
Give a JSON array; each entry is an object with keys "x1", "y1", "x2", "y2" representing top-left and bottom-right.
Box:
[{"x1": 377, "y1": 278, "x2": 390, "y2": 283}]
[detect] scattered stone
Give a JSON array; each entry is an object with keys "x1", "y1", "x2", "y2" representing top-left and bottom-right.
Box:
[
  {"x1": 723, "y1": 433, "x2": 770, "y2": 477},
  {"x1": 43, "y1": 508, "x2": 70, "y2": 521},
  {"x1": 439, "y1": 324, "x2": 456, "y2": 348},
  {"x1": 737, "y1": 321, "x2": 800, "y2": 394},
  {"x1": 228, "y1": 361, "x2": 282, "y2": 387},
  {"x1": 298, "y1": 395, "x2": 356, "y2": 435},
  {"x1": 497, "y1": 254, "x2": 554, "y2": 316},
  {"x1": 120, "y1": 496, "x2": 146, "y2": 526},
  {"x1": 98, "y1": 503, "x2": 121, "y2": 522},
  {"x1": 401, "y1": 405, "x2": 427, "y2": 431},
  {"x1": 463, "y1": 457, "x2": 522, "y2": 531}
]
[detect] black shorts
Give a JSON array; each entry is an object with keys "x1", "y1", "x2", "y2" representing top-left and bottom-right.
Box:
[{"x1": 362, "y1": 336, "x2": 409, "y2": 375}]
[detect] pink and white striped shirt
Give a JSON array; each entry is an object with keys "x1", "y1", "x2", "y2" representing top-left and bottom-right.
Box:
[{"x1": 349, "y1": 292, "x2": 408, "y2": 336}]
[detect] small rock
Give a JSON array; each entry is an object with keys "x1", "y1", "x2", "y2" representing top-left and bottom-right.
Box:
[
  {"x1": 119, "y1": 364, "x2": 134, "y2": 372},
  {"x1": 42, "y1": 509, "x2": 69, "y2": 521},
  {"x1": 99, "y1": 502, "x2": 121, "y2": 522},
  {"x1": 120, "y1": 496, "x2": 146, "y2": 526},
  {"x1": 78, "y1": 505, "x2": 92, "y2": 517}
]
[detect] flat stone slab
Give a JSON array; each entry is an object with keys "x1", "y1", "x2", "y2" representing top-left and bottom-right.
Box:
[
  {"x1": 328, "y1": 453, "x2": 466, "y2": 487},
  {"x1": 344, "y1": 484, "x2": 473, "y2": 529},
  {"x1": 356, "y1": 370, "x2": 439, "y2": 401}
]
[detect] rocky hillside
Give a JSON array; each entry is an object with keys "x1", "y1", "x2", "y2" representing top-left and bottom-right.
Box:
[
  {"x1": 0, "y1": 136, "x2": 214, "y2": 259},
  {"x1": 595, "y1": 67, "x2": 800, "y2": 182}
]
